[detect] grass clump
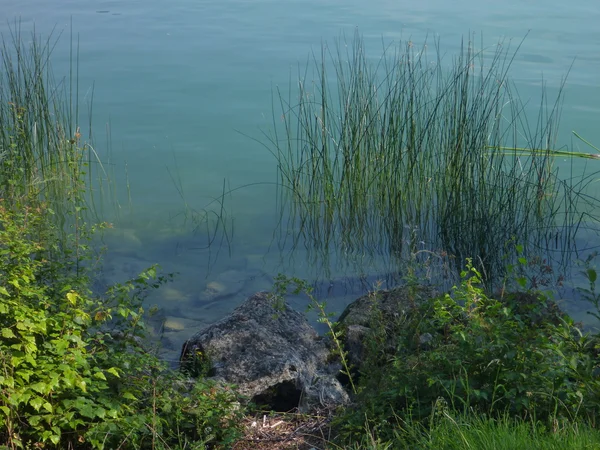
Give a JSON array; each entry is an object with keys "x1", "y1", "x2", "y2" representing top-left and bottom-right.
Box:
[
  {"x1": 389, "y1": 412, "x2": 600, "y2": 450},
  {"x1": 422, "y1": 413, "x2": 600, "y2": 450},
  {"x1": 268, "y1": 32, "x2": 599, "y2": 281},
  {"x1": 341, "y1": 414, "x2": 600, "y2": 449}
]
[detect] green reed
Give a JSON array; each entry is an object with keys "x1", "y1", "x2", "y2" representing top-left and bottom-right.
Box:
[
  {"x1": 0, "y1": 25, "x2": 108, "y2": 232},
  {"x1": 268, "y1": 33, "x2": 600, "y2": 281}
]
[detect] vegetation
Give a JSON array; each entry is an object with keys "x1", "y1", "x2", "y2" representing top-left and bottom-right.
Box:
[
  {"x1": 0, "y1": 200, "x2": 244, "y2": 449},
  {"x1": 0, "y1": 26, "x2": 111, "y2": 232},
  {"x1": 344, "y1": 413, "x2": 600, "y2": 449},
  {"x1": 333, "y1": 259, "x2": 600, "y2": 447},
  {"x1": 267, "y1": 32, "x2": 600, "y2": 282}
]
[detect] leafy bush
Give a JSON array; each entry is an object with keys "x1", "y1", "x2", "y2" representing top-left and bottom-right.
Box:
[
  {"x1": 0, "y1": 200, "x2": 243, "y2": 449},
  {"x1": 337, "y1": 260, "x2": 600, "y2": 444},
  {"x1": 0, "y1": 200, "x2": 113, "y2": 447}
]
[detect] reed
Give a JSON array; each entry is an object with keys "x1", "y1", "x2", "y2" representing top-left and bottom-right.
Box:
[
  {"x1": 0, "y1": 25, "x2": 106, "y2": 232},
  {"x1": 268, "y1": 32, "x2": 600, "y2": 282}
]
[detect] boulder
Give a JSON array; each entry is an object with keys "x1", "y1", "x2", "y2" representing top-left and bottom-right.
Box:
[
  {"x1": 337, "y1": 285, "x2": 438, "y2": 371},
  {"x1": 180, "y1": 292, "x2": 349, "y2": 411}
]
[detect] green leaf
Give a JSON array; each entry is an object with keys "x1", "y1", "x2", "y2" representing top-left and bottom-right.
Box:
[
  {"x1": 94, "y1": 371, "x2": 107, "y2": 381},
  {"x1": 62, "y1": 371, "x2": 76, "y2": 388},
  {"x1": 29, "y1": 396, "x2": 44, "y2": 411},
  {"x1": 78, "y1": 403, "x2": 96, "y2": 419},
  {"x1": 0, "y1": 286, "x2": 9, "y2": 296},
  {"x1": 15, "y1": 369, "x2": 32, "y2": 382},
  {"x1": 106, "y1": 367, "x2": 120, "y2": 378},
  {"x1": 77, "y1": 380, "x2": 87, "y2": 392},
  {"x1": 587, "y1": 268, "x2": 597, "y2": 284},
  {"x1": 569, "y1": 356, "x2": 578, "y2": 371},
  {"x1": 66, "y1": 291, "x2": 79, "y2": 306},
  {"x1": 1, "y1": 328, "x2": 15, "y2": 339},
  {"x1": 49, "y1": 433, "x2": 60, "y2": 445},
  {"x1": 95, "y1": 407, "x2": 106, "y2": 419},
  {"x1": 122, "y1": 392, "x2": 137, "y2": 401},
  {"x1": 29, "y1": 382, "x2": 47, "y2": 394}
]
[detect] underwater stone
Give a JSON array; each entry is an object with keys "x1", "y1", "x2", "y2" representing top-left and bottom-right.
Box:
[
  {"x1": 163, "y1": 318, "x2": 186, "y2": 332},
  {"x1": 198, "y1": 269, "x2": 266, "y2": 303}
]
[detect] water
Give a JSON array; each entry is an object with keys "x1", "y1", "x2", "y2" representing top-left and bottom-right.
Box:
[{"x1": 3, "y1": 0, "x2": 600, "y2": 361}]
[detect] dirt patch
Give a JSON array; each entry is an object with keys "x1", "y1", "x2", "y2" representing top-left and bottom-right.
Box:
[{"x1": 232, "y1": 407, "x2": 337, "y2": 450}]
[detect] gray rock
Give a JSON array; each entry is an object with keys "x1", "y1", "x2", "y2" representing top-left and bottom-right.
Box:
[{"x1": 180, "y1": 292, "x2": 349, "y2": 411}]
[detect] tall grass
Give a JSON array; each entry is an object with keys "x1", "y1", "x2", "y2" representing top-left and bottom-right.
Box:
[
  {"x1": 268, "y1": 33, "x2": 600, "y2": 281},
  {"x1": 391, "y1": 413, "x2": 600, "y2": 450},
  {"x1": 0, "y1": 25, "x2": 107, "y2": 234}
]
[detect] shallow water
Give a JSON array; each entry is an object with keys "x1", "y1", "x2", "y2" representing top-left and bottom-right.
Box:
[{"x1": 4, "y1": 0, "x2": 600, "y2": 360}]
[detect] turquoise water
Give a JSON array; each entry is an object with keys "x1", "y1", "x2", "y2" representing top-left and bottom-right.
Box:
[{"x1": 4, "y1": 1, "x2": 600, "y2": 360}]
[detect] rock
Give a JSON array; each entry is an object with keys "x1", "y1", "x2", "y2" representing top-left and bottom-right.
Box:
[
  {"x1": 180, "y1": 292, "x2": 349, "y2": 411},
  {"x1": 201, "y1": 280, "x2": 228, "y2": 300},
  {"x1": 198, "y1": 269, "x2": 270, "y2": 303},
  {"x1": 198, "y1": 269, "x2": 248, "y2": 302},
  {"x1": 102, "y1": 227, "x2": 143, "y2": 254},
  {"x1": 343, "y1": 324, "x2": 371, "y2": 366},
  {"x1": 161, "y1": 286, "x2": 192, "y2": 303},
  {"x1": 337, "y1": 285, "x2": 438, "y2": 372},
  {"x1": 418, "y1": 332, "x2": 434, "y2": 349},
  {"x1": 162, "y1": 318, "x2": 186, "y2": 332}
]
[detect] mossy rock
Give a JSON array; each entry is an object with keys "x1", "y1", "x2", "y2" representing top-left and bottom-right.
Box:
[{"x1": 336, "y1": 285, "x2": 439, "y2": 371}]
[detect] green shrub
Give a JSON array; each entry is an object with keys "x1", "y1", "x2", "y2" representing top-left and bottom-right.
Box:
[
  {"x1": 337, "y1": 260, "x2": 600, "y2": 444},
  {"x1": 0, "y1": 200, "x2": 243, "y2": 449},
  {"x1": 0, "y1": 200, "x2": 114, "y2": 447}
]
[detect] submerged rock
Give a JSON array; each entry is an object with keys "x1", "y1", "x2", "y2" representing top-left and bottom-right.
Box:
[
  {"x1": 201, "y1": 280, "x2": 228, "y2": 300},
  {"x1": 180, "y1": 291, "x2": 349, "y2": 411},
  {"x1": 198, "y1": 268, "x2": 272, "y2": 304},
  {"x1": 162, "y1": 317, "x2": 186, "y2": 332},
  {"x1": 102, "y1": 227, "x2": 143, "y2": 254},
  {"x1": 160, "y1": 286, "x2": 192, "y2": 303}
]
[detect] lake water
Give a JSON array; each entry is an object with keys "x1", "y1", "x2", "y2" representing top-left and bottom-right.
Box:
[{"x1": 3, "y1": 0, "x2": 600, "y2": 361}]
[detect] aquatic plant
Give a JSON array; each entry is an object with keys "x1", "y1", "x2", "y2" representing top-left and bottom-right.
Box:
[
  {"x1": 0, "y1": 24, "x2": 109, "y2": 233},
  {"x1": 267, "y1": 32, "x2": 600, "y2": 282}
]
